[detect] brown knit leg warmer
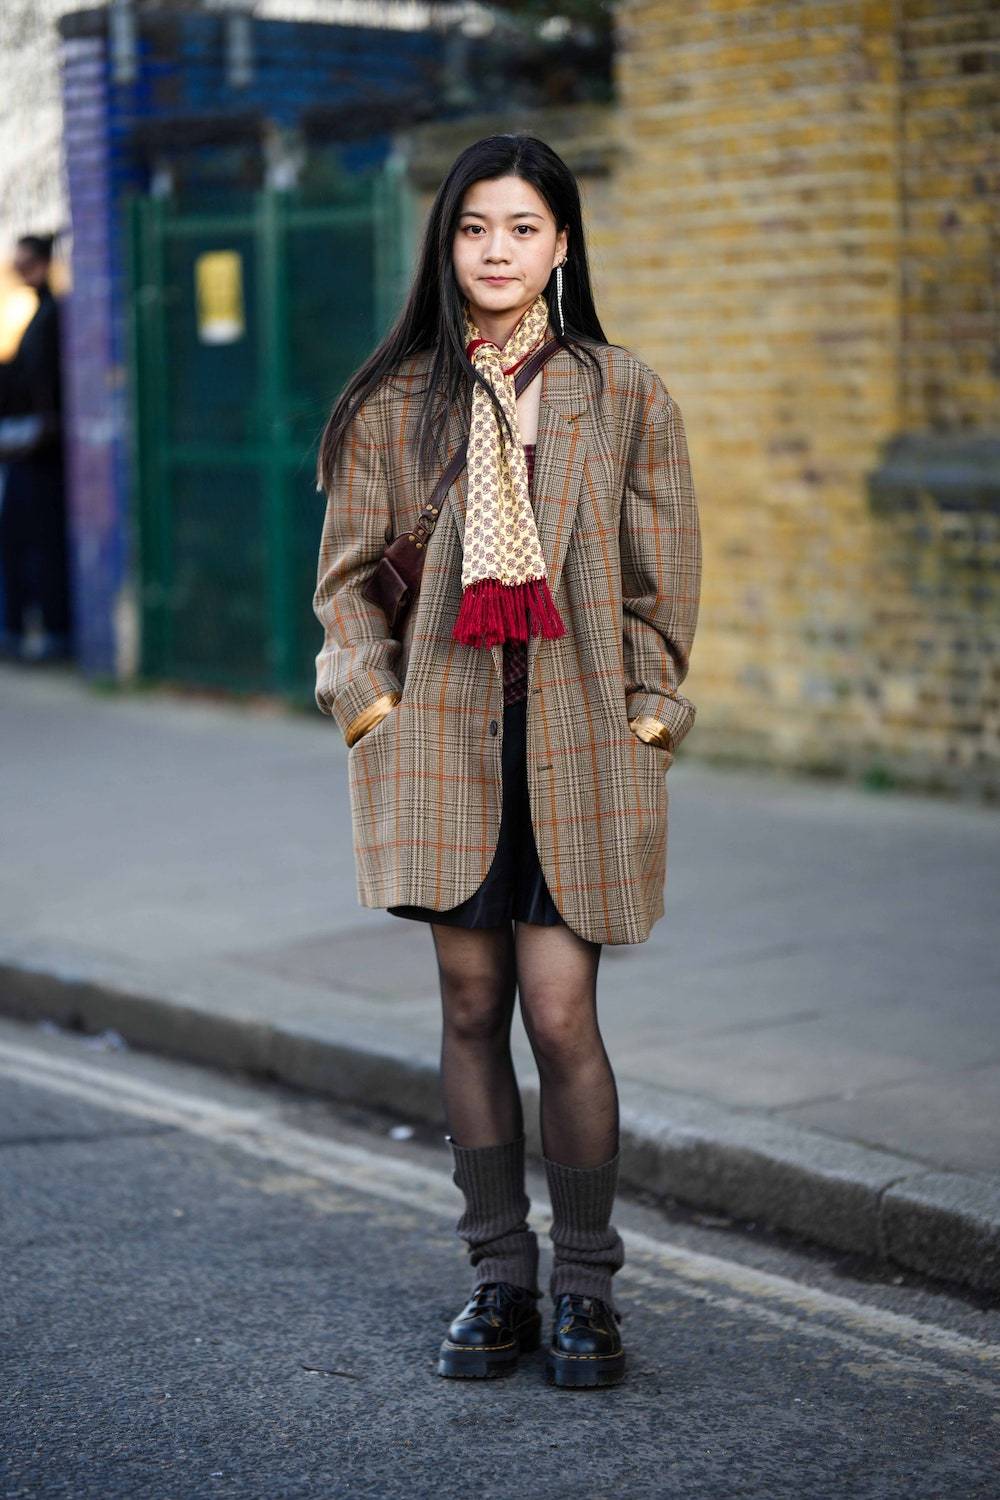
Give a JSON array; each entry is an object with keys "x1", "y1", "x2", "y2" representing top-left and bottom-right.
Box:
[
  {"x1": 448, "y1": 1131, "x2": 541, "y2": 1298},
  {"x1": 543, "y1": 1150, "x2": 626, "y2": 1313}
]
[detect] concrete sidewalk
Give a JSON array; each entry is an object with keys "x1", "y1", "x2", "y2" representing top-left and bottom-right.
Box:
[{"x1": 2, "y1": 662, "x2": 998, "y2": 1294}]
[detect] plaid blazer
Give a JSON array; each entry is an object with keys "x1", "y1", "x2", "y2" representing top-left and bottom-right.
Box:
[{"x1": 313, "y1": 338, "x2": 701, "y2": 945}]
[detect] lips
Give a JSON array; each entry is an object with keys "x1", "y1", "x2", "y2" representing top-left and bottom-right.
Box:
[{"x1": 482, "y1": 276, "x2": 513, "y2": 283}]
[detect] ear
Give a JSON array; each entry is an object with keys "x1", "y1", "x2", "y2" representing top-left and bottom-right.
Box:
[{"x1": 555, "y1": 225, "x2": 569, "y2": 265}]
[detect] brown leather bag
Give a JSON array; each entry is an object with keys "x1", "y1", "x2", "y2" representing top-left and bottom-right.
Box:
[{"x1": 360, "y1": 338, "x2": 562, "y2": 637}]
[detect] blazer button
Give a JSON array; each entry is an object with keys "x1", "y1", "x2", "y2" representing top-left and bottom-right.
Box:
[{"x1": 489, "y1": 720, "x2": 498, "y2": 735}]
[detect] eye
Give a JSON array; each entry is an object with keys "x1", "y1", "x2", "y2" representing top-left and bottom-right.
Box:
[
  {"x1": 461, "y1": 224, "x2": 484, "y2": 235},
  {"x1": 514, "y1": 224, "x2": 536, "y2": 235}
]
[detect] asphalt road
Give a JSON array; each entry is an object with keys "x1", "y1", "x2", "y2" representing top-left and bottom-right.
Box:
[{"x1": 1, "y1": 1014, "x2": 997, "y2": 1500}]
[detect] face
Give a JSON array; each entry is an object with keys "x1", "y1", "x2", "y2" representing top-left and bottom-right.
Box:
[
  {"x1": 13, "y1": 247, "x2": 48, "y2": 289},
  {"x1": 453, "y1": 174, "x2": 568, "y2": 340}
]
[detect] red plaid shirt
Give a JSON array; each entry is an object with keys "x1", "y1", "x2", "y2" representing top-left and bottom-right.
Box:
[{"x1": 501, "y1": 443, "x2": 536, "y2": 705}]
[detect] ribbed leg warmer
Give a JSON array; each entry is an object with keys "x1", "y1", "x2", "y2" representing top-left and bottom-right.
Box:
[
  {"x1": 448, "y1": 1132, "x2": 541, "y2": 1298},
  {"x1": 543, "y1": 1150, "x2": 626, "y2": 1313}
]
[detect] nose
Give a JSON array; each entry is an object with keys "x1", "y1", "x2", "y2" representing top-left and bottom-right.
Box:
[{"x1": 483, "y1": 232, "x2": 511, "y2": 263}]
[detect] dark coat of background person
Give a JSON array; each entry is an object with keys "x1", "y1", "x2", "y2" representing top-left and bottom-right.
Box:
[{"x1": 0, "y1": 281, "x2": 71, "y2": 646}]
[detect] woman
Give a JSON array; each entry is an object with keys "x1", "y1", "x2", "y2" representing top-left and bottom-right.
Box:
[
  {"x1": 313, "y1": 134, "x2": 701, "y2": 1389},
  {"x1": 0, "y1": 233, "x2": 72, "y2": 663}
]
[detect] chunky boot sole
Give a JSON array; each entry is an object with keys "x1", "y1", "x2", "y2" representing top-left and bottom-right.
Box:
[
  {"x1": 544, "y1": 1347, "x2": 626, "y2": 1388},
  {"x1": 437, "y1": 1317, "x2": 542, "y2": 1379}
]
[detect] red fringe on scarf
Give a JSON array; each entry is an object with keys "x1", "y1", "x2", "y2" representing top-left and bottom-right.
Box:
[{"x1": 452, "y1": 575, "x2": 566, "y2": 650}]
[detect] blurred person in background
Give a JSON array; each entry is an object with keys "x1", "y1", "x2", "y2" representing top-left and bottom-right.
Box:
[{"x1": 0, "y1": 232, "x2": 72, "y2": 664}]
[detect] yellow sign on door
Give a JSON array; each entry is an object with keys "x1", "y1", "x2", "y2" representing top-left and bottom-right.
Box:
[{"x1": 194, "y1": 250, "x2": 245, "y2": 344}]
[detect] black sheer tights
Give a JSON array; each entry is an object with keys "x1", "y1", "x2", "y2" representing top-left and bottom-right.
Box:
[{"x1": 432, "y1": 920, "x2": 619, "y2": 1167}]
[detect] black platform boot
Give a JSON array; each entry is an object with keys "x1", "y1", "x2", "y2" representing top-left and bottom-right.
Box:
[
  {"x1": 542, "y1": 1150, "x2": 627, "y2": 1388},
  {"x1": 437, "y1": 1281, "x2": 543, "y2": 1379},
  {"x1": 545, "y1": 1292, "x2": 625, "y2": 1388}
]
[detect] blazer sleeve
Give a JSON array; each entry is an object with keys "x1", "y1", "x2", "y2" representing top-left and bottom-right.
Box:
[
  {"x1": 312, "y1": 403, "x2": 403, "y2": 746},
  {"x1": 620, "y1": 381, "x2": 702, "y2": 754}
]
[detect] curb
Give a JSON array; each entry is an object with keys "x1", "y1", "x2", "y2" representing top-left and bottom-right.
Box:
[{"x1": 1, "y1": 945, "x2": 997, "y2": 1298}]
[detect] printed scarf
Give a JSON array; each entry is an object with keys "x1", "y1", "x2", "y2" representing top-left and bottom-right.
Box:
[{"x1": 452, "y1": 293, "x2": 567, "y2": 650}]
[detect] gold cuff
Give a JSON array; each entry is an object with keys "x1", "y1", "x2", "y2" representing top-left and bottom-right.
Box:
[
  {"x1": 345, "y1": 691, "x2": 401, "y2": 748},
  {"x1": 629, "y1": 715, "x2": 674, "y2": 751}
]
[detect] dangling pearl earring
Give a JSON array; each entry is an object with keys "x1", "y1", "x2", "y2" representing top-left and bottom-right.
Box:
[{"x1": 555, "y1": 258, "x2": 566, "y2": 336}]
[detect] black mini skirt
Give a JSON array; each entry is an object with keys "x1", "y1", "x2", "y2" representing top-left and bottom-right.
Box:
[{"x1": 387, "y1": 696, "x2": 564, "y2": 929}]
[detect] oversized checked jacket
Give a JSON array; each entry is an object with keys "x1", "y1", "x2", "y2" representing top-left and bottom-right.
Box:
[{"x1": 313, "y1": 337, "x2": 702, "y2": 946}]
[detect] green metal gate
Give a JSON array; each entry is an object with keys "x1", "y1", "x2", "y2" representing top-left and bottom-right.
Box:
[{"x1": 126, "y1": 161, "x2": 413, "y2": 700}]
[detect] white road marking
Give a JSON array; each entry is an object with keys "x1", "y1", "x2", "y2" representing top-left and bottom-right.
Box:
[{"x1": 2, "y1": 1036, "x2": 998, "y2": 1399}]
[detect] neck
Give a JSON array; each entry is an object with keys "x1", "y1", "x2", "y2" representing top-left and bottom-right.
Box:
[{"x1": 467, "y1": 293, "x2": 543, "y2": 350}]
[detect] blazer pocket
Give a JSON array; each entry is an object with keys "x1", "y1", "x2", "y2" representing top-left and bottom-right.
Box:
[
  {"x1": 621, "y1": 702, "x2": 674, "y2": 766},
  {"x1": 350, "y1": 703, "x2": 399, "y2": 751},
  {"x1": 627, "y1": 724, "x2": 674, "y2": 772}
]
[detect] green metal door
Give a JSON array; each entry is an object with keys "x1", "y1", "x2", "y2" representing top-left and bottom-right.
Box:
[{"x1": 126, "y1": 162, "x2": 412, "y2": 699}]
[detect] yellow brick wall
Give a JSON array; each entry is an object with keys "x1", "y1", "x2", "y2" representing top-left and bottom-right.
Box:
[
  {"x1": 600, "y1": 0, "x2": 999, "y2": 794},
  {"x1": 899, "y1": 0, "x2": 997, "y2": 430},
  {"x1": 863, "y1": 0, "x2": 1000, "y2": 793}
]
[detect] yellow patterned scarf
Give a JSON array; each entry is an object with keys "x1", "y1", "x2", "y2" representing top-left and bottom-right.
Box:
[{"x1": 452, "y1": 293, "x2": 566, "y2": 650}]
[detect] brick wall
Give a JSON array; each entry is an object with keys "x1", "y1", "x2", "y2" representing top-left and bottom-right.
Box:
[
  {"x1": 899, "y1": 0, "x2": 996, "y2": 432},
  {"x1": 604, "y1": 0, "x2": 999, "y2": 795},
  {"x1": 865, "y1": 0, "x2": 999, "y2": 792}
]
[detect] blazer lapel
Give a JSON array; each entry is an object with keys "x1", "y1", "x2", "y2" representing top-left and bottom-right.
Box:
[{"x1": 442, "y1": 346, "x2": 589, "y2": 684}]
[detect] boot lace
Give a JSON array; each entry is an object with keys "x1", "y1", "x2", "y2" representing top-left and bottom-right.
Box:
[
  {"x1": 556, "y1": 1292, "x2": 622, "y2": 1333},
  {"x1": 463, "y1": 1281, "x2": 533, "y2": 1321}
]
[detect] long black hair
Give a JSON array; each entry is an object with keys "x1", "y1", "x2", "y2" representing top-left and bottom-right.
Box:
[{"x1": 316, "y1": 133, "x2": 611, "y2": 494}]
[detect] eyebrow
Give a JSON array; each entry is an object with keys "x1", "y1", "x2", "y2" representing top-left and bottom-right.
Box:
[{"x1": 459, "y1": 209, "x2": 545, "y2": 220}]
